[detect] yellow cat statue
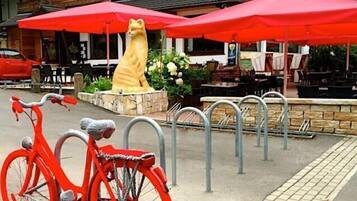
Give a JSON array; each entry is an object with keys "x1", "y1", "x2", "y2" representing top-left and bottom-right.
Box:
[{"x1": 112, "y1": 19, "x2": 154, "y2": 93}]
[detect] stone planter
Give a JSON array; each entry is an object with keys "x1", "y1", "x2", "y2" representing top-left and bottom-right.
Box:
[{"x1": 78, "y1": 90, "x2": 168, "y2": 115}]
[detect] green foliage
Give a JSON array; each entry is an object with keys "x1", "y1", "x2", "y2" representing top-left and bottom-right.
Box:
[
  {"x1": 82, "y1": 76, "x2": 112, "y2": 94},
  {"x1": 308, "y1": 45, "x2": 357, "y2": 72},
  {"x1": 146, "y1": 49, "x2": 193, "y2": 98},
  {"x1": 186, "y1": 67, "x2": 210, "y2": 81},
  {"x1": 83, "y1": 84, "x2": 97, "y2": 94}
]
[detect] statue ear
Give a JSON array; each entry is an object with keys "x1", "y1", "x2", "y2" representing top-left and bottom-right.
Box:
[
  {"x1": 137, "y1": 19, "x2": 144, "y2": 25},
  {"x1": 129, "y1": 19, "x2": 135, "y2": 25}
]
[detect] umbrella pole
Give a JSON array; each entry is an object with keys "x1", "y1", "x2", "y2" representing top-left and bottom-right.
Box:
[
  {"x1": 283, "y1": 41, "x2": 288, "y2": 95},
  {"x1": 106, "y1": 23, "x2": 110, "y2": 78},
  {"x1": 346, "y1": 41, "x2": 351, "y2": 78}
]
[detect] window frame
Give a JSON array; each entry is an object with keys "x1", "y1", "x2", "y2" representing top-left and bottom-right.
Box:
[
  {"x1": 184, "y1": 38, "x2": 225, "y2": 56},
  {"x1": 90, "y1": 33, "x2": 119, "y2": 60}
]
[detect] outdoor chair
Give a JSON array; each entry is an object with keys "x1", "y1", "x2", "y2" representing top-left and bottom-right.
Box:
[
  {"x1": 297, "y1": 85, "x2": 322, "y2": 98},
  {"x1": 41, "y1": 65, "x2": 54, "y2": 84},
  {"x1": 327, "y1": 86, "x2": 357, "y2": 99},
  {"x1": 54, "y1": 68, "x2": 63, "y2": 84},
  {"x1": 68, "y1": 64, "x2": 82, "y2": 83},
  {"x1": 297, "y1": 70, "x2": 307, "y2": 84},
  {"x1": 266, "y1": 75, "x2": 278, "y2": 91},
  {"x1": 82, "y1": 64, "x2": 93, "y2": 81}
]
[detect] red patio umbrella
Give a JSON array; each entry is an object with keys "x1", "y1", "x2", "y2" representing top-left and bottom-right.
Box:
[
  {"x1": 166, "y1": 0, "x2": 357, "y2": 95},
  {"x1": 19, "y1": 1, "x2": 186, "y2": 76}
]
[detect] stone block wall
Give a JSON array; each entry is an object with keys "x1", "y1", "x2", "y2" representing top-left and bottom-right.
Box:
[
  {"x1": 202, "y1": 97, "x2": 357, "y2": 135},
  {"x1": 78, "y1": 90, "x2": 168, "y2": 115}
]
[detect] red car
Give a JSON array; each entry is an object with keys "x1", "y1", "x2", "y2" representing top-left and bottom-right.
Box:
[{"x1": 0, "y1": 48, "x2": 39, "y2": 80}]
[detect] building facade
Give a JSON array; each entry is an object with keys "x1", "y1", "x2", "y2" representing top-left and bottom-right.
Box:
[{"x1": 0, "y1": 0, "x2": 309, "y2": 68}]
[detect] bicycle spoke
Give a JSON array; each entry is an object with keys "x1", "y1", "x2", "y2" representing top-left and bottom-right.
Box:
[
  {"x1": 31, "y1": 190, "x2": 50, "y2": 200},
  {"x1": 4, "y1": 155, "x2": 52, "y2": 201},
  {"x1": 123, "y1": 162, "x2": 139, "y2": 201},
  {"x1": 113, "y1": 161, "x2": 123, "y2": 201},
  {"x1": 93, "y1": 158, "x2": 167, "y2": 201}
]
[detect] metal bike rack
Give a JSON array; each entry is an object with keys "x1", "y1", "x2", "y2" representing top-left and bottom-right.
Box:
[
  {"x1": 54, "y1": 129, "x2": 89, "y2": 166},
  {"x1": 238, "y1": 95, "x2": 269, "y2": 161},
  {"x1": 299, "y1": 119, "x2": 311, "y2": 135},
  {"x1": 216, "y1": 113, "x2": 231, "y2": 129},
  {"x1": 261, "y1": 91, "x2": 289, "y2": 150},
  {"x1": 241, "y1": 107, "x2": 251, "y2": 119},
  {"x1": 207, "y1": 100, "x2": 244, "y2": 174},
  {"x1": 123, "y1": 116, "x2": 166, "y2": 172},
  {"x1": 166, "y1": 103, "x2": 182, "y2": 123},
  {"x1": 54, "y1": 129, "x2": 89, "y2": 199},
  {"x1": 171, "y1": 107, "x2": 212, "y2": 192}
]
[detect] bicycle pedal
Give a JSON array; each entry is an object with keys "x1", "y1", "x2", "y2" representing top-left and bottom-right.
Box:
[{"x1": 60, "y1": 190, "x2": 75, "y2": 201}]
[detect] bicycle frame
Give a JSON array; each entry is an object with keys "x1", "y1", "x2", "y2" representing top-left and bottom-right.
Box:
[{"x1": 17, "y1": 105, "x2": 116, "y2": 200}]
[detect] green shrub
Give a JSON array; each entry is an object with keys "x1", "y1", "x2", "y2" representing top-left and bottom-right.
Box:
[
  {"x1": 146, "y1": 49, "x2": 192, "y2": 98},
  {"x1": 82, "y1": 76, "x2": 112, "y2": 94}
]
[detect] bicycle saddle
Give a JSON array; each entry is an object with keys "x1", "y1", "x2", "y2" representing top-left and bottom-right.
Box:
[{"x1": 80, "y1": 118, "x2": 116, "y2": 140}]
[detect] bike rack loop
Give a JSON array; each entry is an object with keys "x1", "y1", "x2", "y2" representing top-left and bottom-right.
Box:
[
  {"x1": 54, "y1": 129, "x2": 89, "y2": 199},
  {"x1": 237, "y1": 95, "x2": 269, "y2": 161},
  {"x1": 123, "y1": 116, "x2": 166, "y2": 173},
  {"x1": 171, "y1": 107, "x2": 211, "y2": 192},
  {"x1": 207, "y1": 100, "x2": 244, "y2": 174},
  {"x1": 54, "y1": 129, "x2": 89, "y2": 166},
  {"x1": 261, "y1": 91, "x2": 289, "y2": 150}
]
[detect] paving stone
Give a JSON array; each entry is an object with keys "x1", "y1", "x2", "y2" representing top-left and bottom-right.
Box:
[{"x1": 263, "y1": 137, "x2": 357, "y2": 201}]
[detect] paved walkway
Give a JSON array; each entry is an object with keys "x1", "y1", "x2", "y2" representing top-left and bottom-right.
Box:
[{"x1": 264, "y1": 137, "x2": 357, "y2": 201}]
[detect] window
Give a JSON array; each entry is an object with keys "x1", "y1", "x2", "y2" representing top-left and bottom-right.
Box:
[
  {"x1": 288, "y1": 44, "x2": 299, "y2": 53},
  {"x1": 43, "y1": 40, "x2": 58, "y2": 63},
  {"x1": 240, "y1": 42, "x2": 258, "y2": 51},
  {"x1": 90, "y1": 34, "x2": 118, "y2": 59},
  {"x1": 3, "y1": 50, "x2": 24, "y2": 60},
  {"x1": 147, "y1": 30, "x2": 162, "y2": 50},
  {"x1": 184, "y1": 38, "x2": 224, "y2": 56},
  {"x1": 266, "y1": 41, "x2": 280, "y2": 52}
]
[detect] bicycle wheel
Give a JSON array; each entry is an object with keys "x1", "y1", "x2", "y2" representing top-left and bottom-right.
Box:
[
  {"x1": 90, "y1": 160, "x2": 171, "y2": 201},
  {"x1": 1, "y1": 149, "x2": 57, "y2": 201}
]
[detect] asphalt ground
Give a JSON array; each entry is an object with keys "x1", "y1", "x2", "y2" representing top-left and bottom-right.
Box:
[{"x1": 0, "y1": 89, "x2": 343, "y2": 201}]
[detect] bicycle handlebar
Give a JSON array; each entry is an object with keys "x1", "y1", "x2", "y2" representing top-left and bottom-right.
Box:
[{"x1": 11, "y1": 93, "x2": 77, "y2": 109}]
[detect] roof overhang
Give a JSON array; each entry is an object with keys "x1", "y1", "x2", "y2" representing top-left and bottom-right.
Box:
[{"x1": 0, "y1": 13, "x2": 32, "y2": 27}]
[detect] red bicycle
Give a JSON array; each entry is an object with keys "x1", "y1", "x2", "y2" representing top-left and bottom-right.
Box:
[{"x1": 0, "y1": 93, "x2": 171, "y2": 201}]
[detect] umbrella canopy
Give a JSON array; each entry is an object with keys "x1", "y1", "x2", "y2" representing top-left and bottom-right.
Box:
[
  {"x1": 19, "y1": 1, "x2": 186, "y2": 34},
  {"x1": 19, "y1": 1, "x2": 185, "y2": 77},
  {"x1": 166, "y1": 0, "x2": 357, "y2": 95},
  {"x1": 166, "y1": 0, "x2": 357, "y2": 43}
]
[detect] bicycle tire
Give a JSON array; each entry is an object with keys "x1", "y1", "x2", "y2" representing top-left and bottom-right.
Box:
[
  {"x1": 0, "y1": 149, "x2": 57, "y2": 201},
  {"x1": 90, "y1": 160, "x2": 171, "y2": 201}
]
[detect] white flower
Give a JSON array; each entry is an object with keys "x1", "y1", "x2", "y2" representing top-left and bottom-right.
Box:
[
  {"x1": 175, "y1": 78, "x2": 183, "y2": 85},
  {"x1": 179, "y1": 52, "x2": 186, "y2": 57},
  {"x1": 178, "y1": 72, "x2": 183, "y2": 77},
  {"x1": 156, "y1": 61, "x2": 163, "y2": 69},
  {"x1": 170, "y1": 71, "x2": 177, "y2": 76},
  {"x1": 167, "y1": 62, "x2": 177, "y2": 73},
  {"x1": 148, "y1": 65, "x2": 157, "y2": 72}
]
